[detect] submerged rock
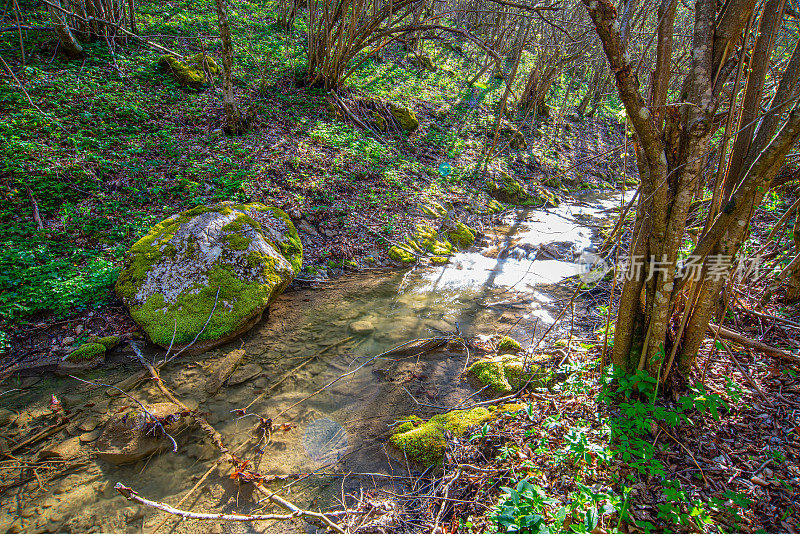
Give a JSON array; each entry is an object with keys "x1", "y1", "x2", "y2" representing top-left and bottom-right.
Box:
[
  {"x1": 227, "y1": 363, "x2": 263, "y2": 386},
  {"x1": 467, "y1": 354, "x2": 548, "y2": 394},
  {"x1": 349, "y1": 320, "x2": 376, "y2": 335},
  {"x1": 205, "y1": 348, "x2": 246, "y2": 395},
  {"x1": 95, "y1": 402, "x2": 187, "y2": 465},
  {"x1": 116, "y1": 202, "x2": 302, "y2": 354}
]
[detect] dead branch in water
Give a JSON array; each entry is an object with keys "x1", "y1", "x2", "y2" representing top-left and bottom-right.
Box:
[{"x1": 116, "y1": 483, "x2": 300, "y2": 521}]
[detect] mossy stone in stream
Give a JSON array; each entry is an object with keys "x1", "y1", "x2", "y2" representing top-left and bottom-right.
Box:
[
  {"x1": 497, "y1": 335, "x2": 522, "y2": 353},
  {"x1": 389, "y1": 245, "x2": 416, "y2": 263},
  {"x1": 390, "y1": 404, "x2": 525, "y2": 467},
  {"x1": 65, "y1": 342, "x2": 106, "y2": 363},
  {"x1": 115, "y1": 202, "x2": 302, "y2": 354},
  {"x1": 467, "y1": 354, "x2": 548, "y2": 394},
  {"x1": 487, "y1": 173, "x2": 559, "y2": 208},
  {"x1": 415, "y1": 224, "x2": 454, "y2": 255},
  {"x1": 446, "y1": 222, "x2": 475, "y2": 249}
]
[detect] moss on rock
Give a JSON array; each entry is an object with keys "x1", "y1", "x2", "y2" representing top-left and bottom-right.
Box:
[
  {"x1": 499, "y1": 122, "x2": 527, "y2": 150},
  {"x1": 497, "y1": 336, "x2": 522, "y2": 353},
  {"x1": 389, "y1": 245, "x2": 416, "y2": 263},
  {"x1": 115, "y1": 202, "x2": 301, "y2": 352},
  {"x1": 446, "y1": 222, "x2": 475, "y2": 249},
  {"x1": 467, "y1": 354, "x2": 548, "y2": 394},
  {"x1": 87, "y1": 335, "x2": 120, "y2": 350},
  {"x1": 158, "y1": 55, "x2": 212, "y2": 90},
  {"x1": 389, "y1": 407, "x2": 495, "y2": 467},
  {"x1": 390, "y1": 105, "x2": 420, "y2": 132},
  {"x1": 487, "y1": 174, "x2": 559, "y2": 207},
  {"x1": 66, "y1": 343, "x2": 106, "y2": 363}
]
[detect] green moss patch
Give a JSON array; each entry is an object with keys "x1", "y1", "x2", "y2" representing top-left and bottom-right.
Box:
[
  {"x1": 65, "y1": 342, "x2": 106, "y2": 362},
  {"x1": 115, "y1": 203, "x2": 301, "y2": 350},
  {"x1": 389, "y1": 407, "x2": 495, "y2": 467},
  {"x1": 446, "y1": 222, "x2": 475, "y2": 249},
  {"x1": 487, "y1": 173, "x2": 559, "y2": 207},
  {"x1": 467, "y1": 354, "x2": 548, "y2": 394},
  {"x1": 497, "y1": 335, "x2": 522, "y2": 353},
  {"x1": 389, "y1": 245, "x2": 416, "y2": 262},
  {"x1": 390, "y1": 105, "x2": 420, "y2": 132},
  {"x1": 87, "y1": 335, "x2": 120, "y2": 350}
]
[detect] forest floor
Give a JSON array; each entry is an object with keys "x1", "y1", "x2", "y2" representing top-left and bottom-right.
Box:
[{"x1": 0, "y1": 0, "x2": 633, "y2": 366}]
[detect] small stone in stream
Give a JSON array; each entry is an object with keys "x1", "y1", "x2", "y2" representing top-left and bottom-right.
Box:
[
  {"x1": 78, "y1": 418, "x2": 99, "y2": 432},
  {"x1": 349, "y1": 320, "x2": 375, "y2": 335},
  {"x1": 79, "y1": 429, "x2": 102, "y2": 443},
  {"x1": 39, "y1": 437, "x2": 82, "y2": 460},
  {"x1": 62, "y1": 337, "x2": 75, "y2": 346},
  {"x1": 227, "y1": 364, "x2": 263, "y2": 386}
]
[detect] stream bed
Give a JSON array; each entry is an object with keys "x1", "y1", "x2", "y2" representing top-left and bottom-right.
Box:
[{"x1": 0, "y1": 190, "x2": 625, "y2": 533}]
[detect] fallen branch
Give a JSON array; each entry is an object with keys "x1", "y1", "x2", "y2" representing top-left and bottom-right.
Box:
[
  {"x1": 709, "y1": 324, "x2": 800, "y2": 363},
  {"x1": 115, "y1": 483, "x2": 299, "y2": 521},
  {"x1": 252, "y1": 484, "x2": 346, "y2": 534}
]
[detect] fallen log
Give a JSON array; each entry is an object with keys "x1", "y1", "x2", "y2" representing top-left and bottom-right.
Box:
[{"x1": 708, "y1": 324, "x2": 800, "y2": 363}]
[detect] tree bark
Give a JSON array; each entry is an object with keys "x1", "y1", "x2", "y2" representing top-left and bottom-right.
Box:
[
  {"x1": 214, "y1": 0, "x2": 243, "y2": 134},
  {"x1": 48, "y1": 0, "x2": 83, "y2": 58}
]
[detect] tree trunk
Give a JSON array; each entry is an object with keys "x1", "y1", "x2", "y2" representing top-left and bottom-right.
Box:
[
  {"x1": 48, "y1": 0, "x2": 84, "y2": 58},
  {"x1": 214, "y1": 0, "x2": 243, "y2": 134},
  {"x1": 582, "y1": 0, "x2": 800, "y2": 386}
]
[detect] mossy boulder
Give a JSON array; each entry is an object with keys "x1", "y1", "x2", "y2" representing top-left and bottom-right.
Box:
[
  {"x1": 158, "y1": 54, "x2": 219, "y2": 90},
  {"x1": 389, "y1": 408, "x2": 495, "y2": 467},
  {"x1": 486, "y1": 199, "x2": 506, "y2": 214},
  {"x1": 497, "y1": 335, "x2": 522, "y2": 353},
  {"x1": 467, "y1": 354, "x2": 548, "y2": 394},
  {"x1": 487, "y1": 174, "x2": 559, "y2": 207},
  {"x1": 446, "y1": 222, "x2": 475, "y2": 249},
  {"x1": 65, "y1": 343, "x2": 106, "y2": 363},
  {"x1": 421, "y1": 201, "x2": 449, "y2": 219},
  {"x1": 390, "y1": 105, "x2": 420, "y2": 132},
  {"x1": 116, "y1": 202, "x2": 302, "y2": 354}
]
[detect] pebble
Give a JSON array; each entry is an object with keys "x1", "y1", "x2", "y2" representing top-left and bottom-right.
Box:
[
  {"x1": 75, "y1": 325, "x2": 84, "y2": 335},
  {"x1": 62, "y1": 337, "x2": 75, "y2": 346},
  {"x1": 79, "y1": 429, "x2": 102, "y2": 442},
  {"x1": 79, "y1": 418, "x2": 99, "y2": 432}
]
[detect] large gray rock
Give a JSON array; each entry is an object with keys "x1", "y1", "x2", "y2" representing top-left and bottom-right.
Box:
[{"x1": 115, "y1": 203, "x2": 302, "y2": 354}]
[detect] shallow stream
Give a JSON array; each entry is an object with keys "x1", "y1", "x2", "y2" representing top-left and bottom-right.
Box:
[{"x1": 0, "y1": 190, "x2": 625, "y2": 533}]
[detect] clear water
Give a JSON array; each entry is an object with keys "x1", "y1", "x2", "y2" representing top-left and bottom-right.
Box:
[{"x1": 0, "y1": 191, "x2": 625, "y2": 533}]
